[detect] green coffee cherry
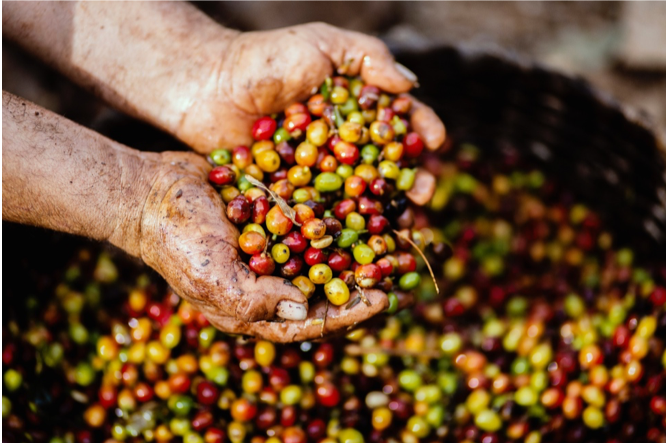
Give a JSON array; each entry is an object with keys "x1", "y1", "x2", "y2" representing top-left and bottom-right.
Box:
[
  {"x1": 399, "y1": 272, "x2": 421, "y2": 290},
  {"x1": 210, "y1": 149, "x2": 231, "y2": 165},
  {"x1": 337, "y1": 229, "x2": 359, "y2": 248},
  {"x1": 396, "y1": 168, "x2": 416, "y2": 191},
  {"x1": 314, "y1": 172, "x2": 343, "y2": 192}
]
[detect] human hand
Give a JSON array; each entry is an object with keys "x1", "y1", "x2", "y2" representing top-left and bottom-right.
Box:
[
  {"x1": 175, "y1": 22, "x2": 446, "y2": 154},
  {"x1": 5, "y1": 5, "x2": 446, "y2": 156},
  {"x1": 136, "y1": 151, "x2": 417, "y2": 342}
]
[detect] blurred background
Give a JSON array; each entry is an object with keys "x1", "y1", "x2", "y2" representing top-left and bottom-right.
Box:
[{"x1": 3, "y1": 1, "x2": 666, "y2": 139}]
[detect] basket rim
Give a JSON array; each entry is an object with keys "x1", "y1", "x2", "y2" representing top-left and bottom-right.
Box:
[{"x1": 398, "y1": 43, "x2": 666, "y2": 156}]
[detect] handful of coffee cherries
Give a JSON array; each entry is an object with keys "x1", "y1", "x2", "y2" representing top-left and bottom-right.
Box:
[{"x1": 207, "y1": 76, "x2": 441, "y2": 317}]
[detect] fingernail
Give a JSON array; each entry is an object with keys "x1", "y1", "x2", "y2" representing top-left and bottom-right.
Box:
[
  {"x1": 276, "y1": 301, "x2": 307, "y2": 321},
  {"x1": 394, "y1": 62, "x2": 418, "y2": 84}
]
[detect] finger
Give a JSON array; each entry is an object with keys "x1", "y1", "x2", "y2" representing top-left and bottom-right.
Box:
[
  {"x1": 305, "y1": 24, "x2": 415, "y2": 94},
  {"x1": 409, "y1": 96, "x2": 446, "y2": 151},
  {"x1": 201, "y1": 290, "x2": 414, "y2": 343},
  {"x1": 350, "y1": 34, "x2": 415, "y2": 94},
  {"x1": 206, "y1": 289, "x2": 390, "y2": 343},
  {"x1": 232, "y1": 266, "x2": 309, "y2": 323},
  {"x1": 406, "y1": 168, "x2": 436, "y2": 207},
  {"x1": 394, "y1": 290, "x2": 415, "y2": 311},
  {"x1": 160, "y1": 151, "x2": 213, "y2": 178},
  {"x1": 259, "y1": 289, "x2": 390, "y2": 342}
]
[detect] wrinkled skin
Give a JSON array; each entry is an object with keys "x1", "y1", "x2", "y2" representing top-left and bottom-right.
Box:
[
  {"x1": 140, "y1": 151, "x2": 421, "y2": 342},
  {"x1": 4, "y1": 3, "x2": 447, "y2": 341},
  {"x1": 175, "y1": 23, "x2": 446, "y2": 153}
]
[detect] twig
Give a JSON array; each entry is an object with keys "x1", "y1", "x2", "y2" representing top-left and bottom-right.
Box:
[
  {"x1": 321, "y1": 300, "x2": 329, "y2": 337},
  {"x1": 393, "y1": 230, "x2": 440, "y2": 295},
  {"x1": 345, "y1": 296, "x2": 361, "y2": 310},
  {"x1": 356, "y1": 285, "x2": 371, "y2": 306},
  {"x1": 245, "y1": 175, "x2": 301, "y2": 226}
]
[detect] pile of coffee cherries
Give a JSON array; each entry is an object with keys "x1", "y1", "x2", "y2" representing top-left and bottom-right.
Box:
[
  {"x1": 3, "y1": 140, "x2": 666, "y2": 443},
  {"x1": 207, "y1": 77, "x2": 431, "y2": 309}
]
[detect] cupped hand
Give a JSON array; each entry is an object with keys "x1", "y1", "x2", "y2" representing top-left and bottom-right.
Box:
[
  {"x1": 175, "y1": 22, "x2": 446, "y2": 154},
  {"x1": 138, "y1": 152, "x2": 424, "y2": 342}
]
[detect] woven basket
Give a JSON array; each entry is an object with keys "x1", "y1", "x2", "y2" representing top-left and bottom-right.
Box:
[{"x1": 398, "y1": 46, "x2": 666, "y2": 259}]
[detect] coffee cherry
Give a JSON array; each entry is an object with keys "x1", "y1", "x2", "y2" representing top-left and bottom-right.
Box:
[
  {"x1": 333, "y1": 142, "x2": 360, "y2": 166},
  {"x1": 376, "y1": 258, "x2": 394, "y2": 277},
  {"x1": 329, "y1": 250, "x2": 352, "y2": 272},
  {"x1": 266, "y1": 206, "x2": 293, "y2": 236},
  {"x1": 355, "y1": 264, "x2": 382, "y2": 288},
  {"x1": 295, "y1": 142, "x2": 319, "y2": 167},
  {"x1": 369, "y1": 178, "x2": 389, "y2": 196},
  {"x1": 249, "y1": 254, "x2": 275, "y2": 276},
  {"x1": 358, "y1": 196, "x2": 383, "y2": 215},
  {"x1": 339, "y1": 122, "x2": 362, "y2": 143},
  {"x1": 403, "y1": 132, "x2": 424, "y2": 158},
  {"x1": 232, "y1": 146, "x2": 253, "y2": 170},
  {"x1": 275, "y1": 142, "x2": 295, "y2": 165},
  {"x1": 344, "y1": 176, "x2": 366, "y2": 197},
  {"x1": 196, "y1": 381, "x2": 219, "y2": 406},
  {"x1": 367, "y1": 215, "x2": 389, "y2": 235},
  {"x1": 283, "y1": 231, "x2": 308, "y2": 254},
  {"x1": 252, "y1": 117, "x2": 277, "y2": 141},
  {"x1": 324, "y1": 278, "x2": 350, "y2": 306},
  {"x1": 255, "y1": 150, "x2": 281, "y2": 173},
  {"x1": 284, "y1": 113, "x2": 311, "y2": 136},
  {"x1": 301, "y1": 219, "x2": 326, "y2": 240},
  {"x1": 318, "y1": 155, "x2": 338, "y2": 172},
  {"x1": 252, "y1": 196, "x2": 270, "y2": 224},
  {"x1": 292, "y1": 276, "x2": 315, "y2": 299},
  {"x1": 209, "y1": 166, "x2": 236, "y2": 186},
  {"x1": 280, "y1": 256, "x2": 304, "y2": 278},
  {"x1": 304, "y1": 247, "x2": 326, "y2": 266},
  {"x1": 227, "y1": 196, "x2": 251, "y2": 224},
  {"x1": 353, "y1": 244, "x2": 376, "y2": 265},
  {"x1": 238, "y1": 231, "x2": 266, "y2": 255},
  {"x1": 383, "y1": 142, "x2": 404, "y2": 162},
  {"x1": 346, "y1": 212, "x2": 366, "y2": 231},
  {"x1": 358, "y1": 85, "x2": 380, "y2": 110},
  {"x1": 314, "y1": 172, "x2": 343, "y2": 192},
  {"x1": 369, "y1": 121, "x2": 394, "y2": 145},
  {"x1": 323, "y1": 218, "x2": 343, "y2": 237},
  {"x1": 396, "y1": 252, "x2": 417, "y2": 274},
  {"x1": 334, "y1": 199, "x2": 357, "y2": 220},
  {"x1": 307, "y1": 94, "x2": 326, "y2": 116},
  {"x1": 309, "y1": 264, "x2": 333, "y2": 285},
  {"x1": 367, "y1": 235, "x2": 388, "y2": 256}
]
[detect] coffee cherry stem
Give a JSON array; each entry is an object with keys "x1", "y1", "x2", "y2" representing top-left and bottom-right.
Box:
[
  {"x1": 245, "y1": 175, "x2": 301, "y2": 227},
  {"x1": 392, "y1": 229, "x2": 439, "y2": 295}
]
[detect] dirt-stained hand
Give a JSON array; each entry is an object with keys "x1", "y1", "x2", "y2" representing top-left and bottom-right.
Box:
[
  {"x1": 138, "y1": 152, "x2": 423, "y2": 342},
  {"x1": 176, "y1": 23, "x2": 446, "y2": 154}
]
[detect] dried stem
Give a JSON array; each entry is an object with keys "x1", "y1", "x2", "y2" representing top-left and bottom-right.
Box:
[
  {"x1": 321, "y1": 300, "x2": 329, "y2": 338},
  {"x1": 245, "y1": 175, "x2": 301, "y2": 226},
  {"x1": 357, "y1": 285, "x2": 371, "y2": 306},
  {"x1": 393, "y1": 230, "x2": 440, "y2": 295}
]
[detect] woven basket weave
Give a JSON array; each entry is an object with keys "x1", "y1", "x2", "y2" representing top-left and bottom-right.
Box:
[{"x1": 398, "y1": 46, "x2": 666, "y2": 259}]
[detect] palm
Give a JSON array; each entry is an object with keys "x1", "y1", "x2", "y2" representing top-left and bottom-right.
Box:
[{"x1": 174, "y1": 23, "x2": 448, "y2": 154}]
